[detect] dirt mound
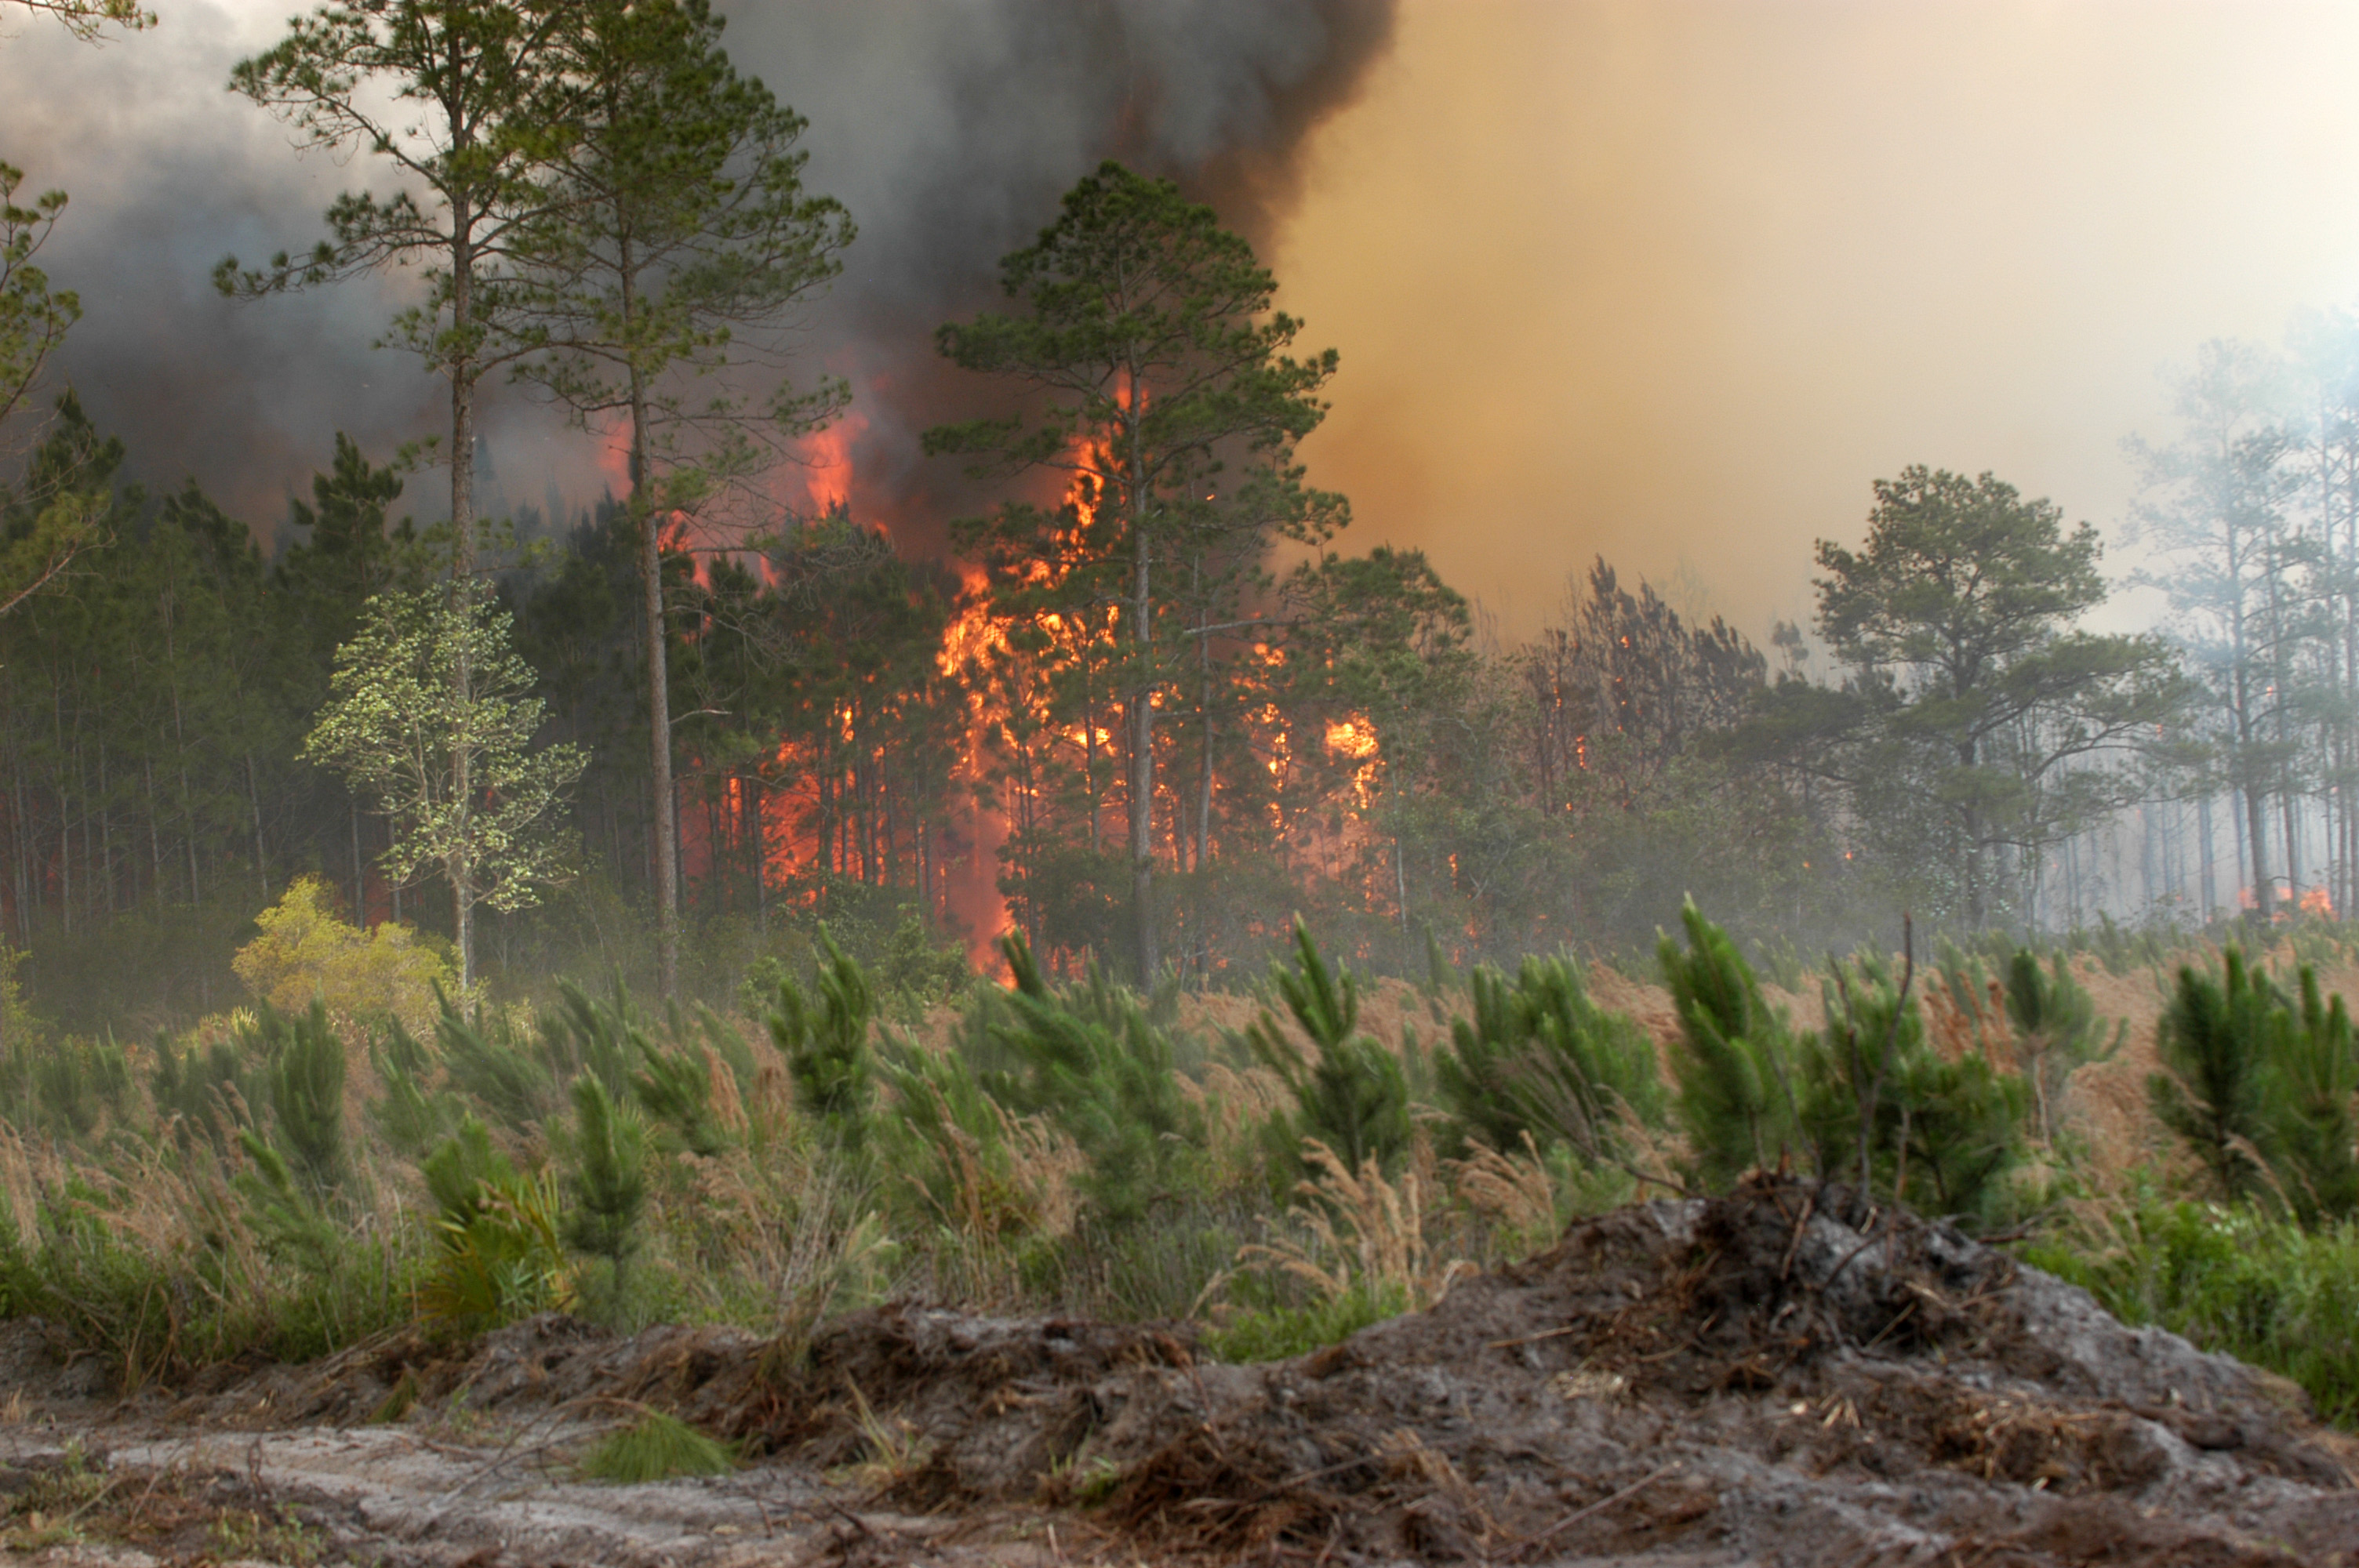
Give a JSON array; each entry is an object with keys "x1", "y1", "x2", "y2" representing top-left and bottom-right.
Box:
[
  {"x1": 731, "y1": 1175, "x2": 2358, "y2": 1563},
  {"x1": 13, "y1": 1178, "x2": 2357, "y2": 1565}
]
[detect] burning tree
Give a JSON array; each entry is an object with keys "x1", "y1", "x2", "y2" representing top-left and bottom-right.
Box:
[
  {"x1": 669, "y1": 507, "x2": 965, "y2": 932},
  {"x1": 926, "y1": 162, "x2": 1342, "y2": 983}
]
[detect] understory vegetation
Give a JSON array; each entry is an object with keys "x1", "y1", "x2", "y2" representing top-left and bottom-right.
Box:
[{"x1": 0, "y1": 878, "x2": 2354, "y2": 1434}]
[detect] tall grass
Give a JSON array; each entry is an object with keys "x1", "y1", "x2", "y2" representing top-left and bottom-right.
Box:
[
  {"x1": 2023, "y1": 1200, "x2": 2359, "y2": 1426},
  {"x1": 0, "y1": 894, "x2": 2355, "y2": 1434}
]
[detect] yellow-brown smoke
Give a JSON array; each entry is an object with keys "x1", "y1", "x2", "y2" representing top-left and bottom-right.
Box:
[{"x1": 1274, "y1": 0, "x2": 2359, "y2": 641}]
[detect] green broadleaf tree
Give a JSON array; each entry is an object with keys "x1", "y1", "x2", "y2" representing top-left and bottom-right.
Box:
[{"x1": 302, "y1": 580, "x2": 588, "y2": 988}]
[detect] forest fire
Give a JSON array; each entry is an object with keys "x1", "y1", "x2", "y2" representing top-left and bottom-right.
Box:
[{"x1": 649, "y1": 406, "x2": 1450, "y2": 978}]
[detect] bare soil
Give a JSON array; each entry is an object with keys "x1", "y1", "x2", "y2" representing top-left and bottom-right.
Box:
[{"x1": 0, "y1": 1175, "x2": 2353, "y2": 1566}]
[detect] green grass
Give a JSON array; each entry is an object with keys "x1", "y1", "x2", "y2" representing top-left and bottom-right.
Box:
[
  {"x1": 2023, "y1": 1200, "x2": 2359, "y2": 1428},
  {"x1": 1201, "y1": 1281, "x2": 1408, "y2": 1364},
  {"x1": 577, "y1": 1410, "x2": 739, "y2": 1483}
]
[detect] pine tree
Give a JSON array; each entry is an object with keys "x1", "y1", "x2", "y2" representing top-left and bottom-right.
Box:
[
  {"x1": 1246, "y1": 920, "x2": 1412, "y2": 1179},
  {"x1": 2150, "y1": 946, "x2": 2284, "y2": 1201},
  {"x1": 929, "y1": 164, "x2": 1341, "y2": 982},
  {"x1": 1659, "y1": 897, "x2": 1802, "y2": 1186},
  {"x1": 766, "y1": 927, "x2": 874, "y2": 1148},
  {"x1": 504, "y1": 0, "x2": 852, "y2": 998},
  {"x1": 564, "y1": 1073, "x2": 648, "y2": 1308},
  {"x1": 221, "y1": 0, "x2": 576, "y2": 576}
]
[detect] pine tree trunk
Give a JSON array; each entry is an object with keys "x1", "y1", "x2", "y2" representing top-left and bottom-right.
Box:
[
  {"x1": 449, "y1": 201, "x2": 477, "y2": 991},
  {"x1": 621, "y1": 232, "x2": 680, "y2": 999}
]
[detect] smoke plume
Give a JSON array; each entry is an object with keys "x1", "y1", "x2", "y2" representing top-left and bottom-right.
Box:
[{"x1": 0, "y1": 0, "x2": 1397, "y2": 548}]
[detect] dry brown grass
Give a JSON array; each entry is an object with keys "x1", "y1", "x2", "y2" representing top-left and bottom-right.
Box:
[
  {"x1": 1177, "y1": 1061, "x2": 1291, "y2": 1185},
  {"x1": 1232, "y1": 1138, "x2": 1478, "y2": 1314},
  {"x1": 1448, "y1": 1133, "x2": 1559, "y2": 1250}
]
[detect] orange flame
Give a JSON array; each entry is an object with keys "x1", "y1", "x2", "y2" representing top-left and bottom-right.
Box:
[
  {"x1": 1325, "y1": 717, "x2": 1379, "y2": 760},
  {"x1": 794, "y1": 412, "x2": 866, "y2": 515}
]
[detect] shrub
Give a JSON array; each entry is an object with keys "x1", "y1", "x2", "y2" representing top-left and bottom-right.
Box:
[
  {"x1": 981, "y1": 931, "x2": 1201, "y2": 1225},
  {"x1": 2148, "y1": 948, "x2": 2359, "y2": 1222},
  {"x1": 563, "y1": 1076, "x2": 649, "y2": 1319},
  {"x1": 1807, "y1": 949, "x2": 2026, "y2": 1225},
  {"x1": 242, "y1": 1000, "x2": 347, "y2": 1195},
  {"x1": 0, "y1": 1031, "x2": 131, "y2": 1141},
  {"x1": 231, "y1": 876, "x2": 449, "y2": 1030},
  {"x1": 2149, "y1": 947, "x2": 2282, "y2": 1201},
  {"x1": 417, "y1": 1117, "x2": 572, "y2": 1329},
  {"x1": 2270, "y1": 967, "x2": 2359, "y2": 1224},
  {"x1": 1999, "y1": 948, "x2": 2121, "y2": 1144},
  {"x1": 151, "y1": 1026, "x2": 249, "y2": 1149},
  {"x1": 1202, "y1": 1281, "x2": 1405, "y2": 1364},
  {"x1": 369, "y1": 1017, "x2": 451, "y2": 1156},
  {"x1": 2025, "y1": 1200, "x2": 2359, "y2": 1428},
  {"x1": 1665, "y1": 905, "x2": 2026, "y2": 1225},
  {"x1": 878, "y1": 1037, "x2": 1056, "y2": 1244},
  {"x1": 434, "y1": 986, "x2": 561, "y2": 1134}
]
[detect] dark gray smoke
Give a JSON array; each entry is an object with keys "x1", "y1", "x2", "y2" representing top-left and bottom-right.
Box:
[{"x1": 0, "y1": 0, "x2": 1396, "y2": 543}]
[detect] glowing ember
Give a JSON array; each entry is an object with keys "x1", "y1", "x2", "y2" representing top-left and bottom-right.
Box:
[{"x1": 1324, "y1": 717, "x2": 1379, "y2": 760}]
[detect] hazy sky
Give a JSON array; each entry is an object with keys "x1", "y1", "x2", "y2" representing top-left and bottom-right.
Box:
[
  {"x1": 8, "y1": 1, "x2": 2359, "y2": 647},
  {"x1": 1274, "y1": 1, "x2": 2359, "y2": 641}
]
